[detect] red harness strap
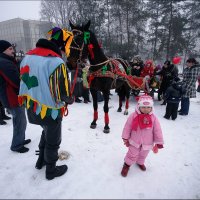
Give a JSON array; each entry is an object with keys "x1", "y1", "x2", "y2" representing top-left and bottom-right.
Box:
[{"x1": 63, "y1": 66, "x2": 79, "y2": 117}]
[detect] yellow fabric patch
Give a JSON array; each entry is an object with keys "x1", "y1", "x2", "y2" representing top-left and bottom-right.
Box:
[
  {"x1": 40, "y1": 105, "x2": 48, "y2": 119},
  {"x1": 63, "y1": 30, "x2": 73, "y2": 57}
]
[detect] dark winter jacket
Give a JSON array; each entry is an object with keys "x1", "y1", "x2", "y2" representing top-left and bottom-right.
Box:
[
  {"x1": 0, "y1": 53, "x2": 20, "y2": 108},
  {"x1": 130, "y1": 62, "x2": 144, "y2": 77},
  {"x1": 157, "y1": 64, "x2": 178, "y2": 93},
  {"x1": 164, "y1": 81, "x2": 184, "y2": 103},
  {"x1": 182, "y1": 64, "x2": 200, "y2": 98}
]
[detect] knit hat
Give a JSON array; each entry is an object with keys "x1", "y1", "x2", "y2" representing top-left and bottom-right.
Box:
[
  {"x1": 0, "y1": 40, "x2": 12, "y2": 53},
  {"x1": 138, "y1": 94, "x2": 153, "y2": 107}
]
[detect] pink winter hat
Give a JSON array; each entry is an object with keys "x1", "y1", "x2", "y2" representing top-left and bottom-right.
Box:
[{"x1": 137, "y1": 94, "x2": 153, "y2": 107}]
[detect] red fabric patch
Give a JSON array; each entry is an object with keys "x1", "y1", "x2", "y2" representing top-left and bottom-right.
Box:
[
  {"x1": 26, "y1": 47, "x2": 61, "y2": 58},
  {"x1": 20, "y1": 65, "x2": 30, "y2": 75},
  {"x1": 33, "y1": 101, "x2": 37, "y2": 113}
]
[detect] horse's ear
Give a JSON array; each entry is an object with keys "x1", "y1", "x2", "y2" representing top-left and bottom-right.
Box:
[
  {"x1": 69, "y1": 20, "x2": 75, "y2": 30},
  {"x1": 83, "y1": 20, "x2": 91, "y2": 31}
]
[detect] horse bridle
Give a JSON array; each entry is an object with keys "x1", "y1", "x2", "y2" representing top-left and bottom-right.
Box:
[{"x1": 69, "y1": 29, "x2": 86, "y2": 65}]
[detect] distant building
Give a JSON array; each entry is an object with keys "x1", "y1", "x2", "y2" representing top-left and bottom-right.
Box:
[{"x1": 0, "y1": 18, "x2": 52, "y2": 53}]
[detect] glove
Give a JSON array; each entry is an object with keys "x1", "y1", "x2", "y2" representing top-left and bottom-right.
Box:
[
  {"x1": 152, "y1": 144, "x2": 164, "y2": 154},
  {"x1": 123, "y1": 139, "x2": 129, "y2": 147},
  {"x1": 152, "y1": 145, "x2": 158, "y2": 153},
  {"x1": 157, "y1": 144, "x2": 164, "y2": 149}
]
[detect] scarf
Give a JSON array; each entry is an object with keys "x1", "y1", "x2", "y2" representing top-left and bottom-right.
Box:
[{"x1": 132, "y1": 113, "x2": 152, "y2": 131}]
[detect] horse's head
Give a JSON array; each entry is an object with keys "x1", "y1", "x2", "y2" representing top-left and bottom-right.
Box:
[
  {"x1": 68, "y1": 20, "x2": 107, "y2": 68},
  {"x1": 67, "y1": 20, "x2": 91, "y2": 68},
  {"x1": 47, "y1": 27, "x2": 73, "y2": 58}
]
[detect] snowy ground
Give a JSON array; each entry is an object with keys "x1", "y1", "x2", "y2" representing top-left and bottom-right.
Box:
[{"x1": 0, "y1": 91, "x2": 200, "y2": 199}]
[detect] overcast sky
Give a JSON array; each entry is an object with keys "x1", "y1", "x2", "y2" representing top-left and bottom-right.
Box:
[{"x1": 0, "y1": 1, "x2": 41, "y2": 22}]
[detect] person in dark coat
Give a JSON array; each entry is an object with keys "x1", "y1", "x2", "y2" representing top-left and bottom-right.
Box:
[
  {"x1": 197, "y1": 75, "x2": 200, "y2": 93},
  {"x1": 163, "y1": 78, "x2": 185, "y2": 120},
  {"x1": 156, "y1": 60, "x2": 178, "y2": 105},
  {"x1": 0, "y1": 40, "x2": 30, "y2": 152},
  {"x1": 179, "y1": 58, "x2": 200, "y2": 115},
  {"x1": 130, "y1": 55, "x2": 144, "y2": 77},
  {"x1": 0, "y1": 101, "x2": 11, "y2": 125}
]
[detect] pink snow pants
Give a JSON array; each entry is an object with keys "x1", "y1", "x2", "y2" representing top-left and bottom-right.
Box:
[{"x1": 124, "y1": 145, "x2": 150, "y2": 166}]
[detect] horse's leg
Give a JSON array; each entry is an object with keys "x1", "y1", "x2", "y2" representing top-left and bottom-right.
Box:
[
  {"x1": 90, "y1": 88, "x2": 98, "y2": 129},
  {"x1": 102, "y1": 90, "x2": 110, "y2": 133},
  {"x1": 124, "y1": 86, "x2": 130, "y2": 115},
  {"x1": 117, "y1": 96, "x2": 123, "y2": 112}
]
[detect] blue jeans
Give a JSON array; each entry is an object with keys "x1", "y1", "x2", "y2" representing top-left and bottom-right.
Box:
[
  {"x1": 180, "y1": 97, "x2": 190, "y2": 115},
  {"x1": 7, "y1": 106, "x2": 27, "y2": 151}
]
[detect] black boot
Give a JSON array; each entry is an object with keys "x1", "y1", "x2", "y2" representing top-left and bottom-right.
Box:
[
  {"x1": 46, "y1": 164, "x2": 68, "y2": 180},
  {"x1": 161, "y1": 100, "x2": 166, "y2": 105},
  {"x1": 0, "y1": 120, "x2": 7, "y2": 125},
  {"x1": 35, "y1": 131, "x2": 45, "y2": 169},
  {"x1": 35, "y1": 150, "x2": 45, "y2": 169},
  {"x1": 0, "y1": 106, "x2": 11, "y2": 120}
]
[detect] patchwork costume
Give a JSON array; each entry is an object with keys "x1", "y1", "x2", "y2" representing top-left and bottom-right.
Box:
[{"x1": 19, "y1": 27, "x2": 74, "y2": 180}]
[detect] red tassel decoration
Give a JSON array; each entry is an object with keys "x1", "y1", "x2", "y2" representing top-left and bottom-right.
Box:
[
  {"x1": 61, "y1": 107, "x2": 65, "y2": 117},
  {"x1": 88, "y1": 44, "x2": 94, "y2": 60},
  {"x1": 33, "y1": 101, "x2": 37, "y2": 113},
  {"x1": 18, "y1": 96, "x2": 23, "y2": 106}
]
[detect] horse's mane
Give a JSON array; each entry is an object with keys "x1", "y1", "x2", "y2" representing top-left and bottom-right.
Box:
[{"x1": 87, "y1": 30, "x2": 108, "y2": 66}]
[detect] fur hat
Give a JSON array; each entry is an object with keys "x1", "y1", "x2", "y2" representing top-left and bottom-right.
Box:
[
  {"x1": 164, "y1": 60, "x2": 171, "y2": 66},
  {"x1": 0, "y1": 40, "x2": 12, "y2": 53},
  {"x1": 138, "y1": 94, "x2": 153, "y2": 107},
  {"x1": 131, "y1": 55, "x2": 142, "y2": 63}
]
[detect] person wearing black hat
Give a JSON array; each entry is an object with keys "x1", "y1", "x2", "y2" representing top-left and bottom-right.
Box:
[{"x1": 0, "y1": 40, "x2": 30, "y2": 152}]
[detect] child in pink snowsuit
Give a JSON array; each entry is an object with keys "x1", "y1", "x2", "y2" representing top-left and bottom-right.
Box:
[{"x1": 121, "y1": 94, "x2": 164, "y2": 177}]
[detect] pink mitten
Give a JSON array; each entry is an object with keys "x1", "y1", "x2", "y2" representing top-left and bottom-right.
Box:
[
  {"x1": 152, "y1": 145, "x2": 158, "y2": 153},
  {"x1": 123, "y1": 139, "x2": 129, "y2": 147}
]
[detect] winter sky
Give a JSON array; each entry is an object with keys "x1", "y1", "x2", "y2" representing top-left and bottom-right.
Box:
[{"x1": 0, "y1": 1, "x2": 40, "y2": 22}]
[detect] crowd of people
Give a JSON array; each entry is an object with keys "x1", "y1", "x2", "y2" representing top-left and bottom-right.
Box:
[{"x1": 0, "y1": 30, "x2": 200, "y2": 180}]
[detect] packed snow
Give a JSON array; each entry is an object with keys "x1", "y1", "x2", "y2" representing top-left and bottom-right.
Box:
[{"x1": 0, "y1": 90, "x2": 200, "y2": 199}]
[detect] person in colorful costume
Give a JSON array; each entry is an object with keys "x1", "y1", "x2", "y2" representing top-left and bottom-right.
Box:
[
  {"x1": 19, "y1": 27, "x2": 74, "y2": 180},
  {"x1": 121, "y1": 94, "x2": 164, "y2": 177}
]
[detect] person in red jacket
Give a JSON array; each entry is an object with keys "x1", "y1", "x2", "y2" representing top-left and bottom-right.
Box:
[{"x1": 140, "y1": 60, "x2": 155, "y2": 78}]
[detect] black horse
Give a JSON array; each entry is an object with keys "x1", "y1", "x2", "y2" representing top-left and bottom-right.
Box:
[{"x1": 68, "y1": 20, "x2": 147, "y2": 133}]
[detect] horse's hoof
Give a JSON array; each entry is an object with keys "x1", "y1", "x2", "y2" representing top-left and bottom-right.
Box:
[
  {"x1": 124, "y1": 111, "x2": 128, "y2": 115},
  {"x1": 90, "y1": 124, "x2": 97, "y2": 129},
  {"x1": 117, "y1": 108, "x2": 122, "y2": 112},
  {"x1": 103, "y1": 129, "x2": 110, "y2": 134}
]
